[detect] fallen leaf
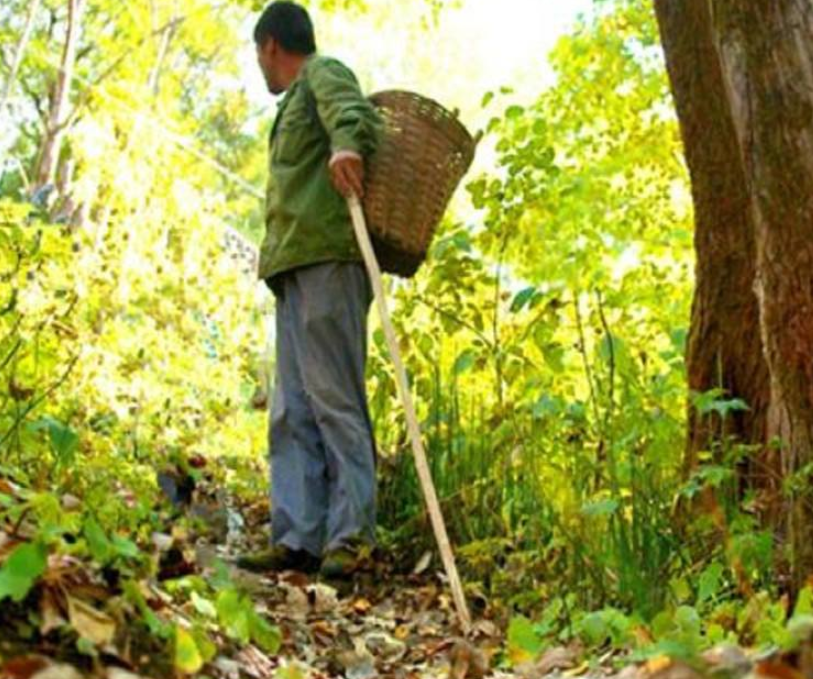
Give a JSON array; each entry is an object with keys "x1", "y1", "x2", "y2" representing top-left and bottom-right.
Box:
[
  {"x1": 563, "y1": 662, "x2": 591, "y2": 677},
  {"x1": 307, "y1": 583, "x2": 338, "y2": 613},
  {"x1": 516, "y1": 646, "x2": 578, "y2": 679},
  {"x1": 2, "y1": 656, "x2": 50, "y2": 679},
  {"x1": 471, "y1": 619, "x2": 500, "y2": 639},
  {"x1": 646, "y1": 657, "x2": 674, "y2": 675},
  {"x1": 756, "y1": 662, "x2": 806, "y2": 679},
  {"x1": 30, "y1": 664, "x2": 84, "y2": 679},
  {"x1": 311, "y1": 619, "x2": 337, "y2": 643},
  {"x1": 281, "y1": 582, "x2": 309, "y2": 620},
  {"x1": 61, "y1": 494, "x2": 81, "y2": 510},
  {"x1": 352, "y1": 598, "x2": 373, "y2": 615},
  {"x1": 364, "y1": 630, "x2": 407, "y2": 662},
  {"x1": 106, "y1": 669, "x2": 151, "y2": 679},
  {"x1": 39, "y1": 586, "x2": 66, "y2": 635},
  {"x1": 413, "y1": 551, "x2": 432, "y2": 575},
  {"x1": 449, "y1": 639, "x2": 488, "y2": 679},
  {"x1": 536, "y1": 646, "x2": 577, "y2": 674},
  {"x1": 67, "y1": 596, "x2": 116, "y2": 646},
  {"x1": 646, "y1": 660, "x2": 706, "y2": 679},
  {"x1": 337, "y1": 639, "x2": 377, "y2": 679},
  {"x1": 702, "y1": 644, "x2": 751, "y2": 675}
]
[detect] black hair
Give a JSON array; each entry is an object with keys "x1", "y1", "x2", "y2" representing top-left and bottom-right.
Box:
[{"x1": 253, "y1": 2, "x2": 316, "y2": 55}]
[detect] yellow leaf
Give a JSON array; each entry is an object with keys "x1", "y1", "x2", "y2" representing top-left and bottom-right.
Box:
[
  {"x1": 67, "y1": 596, "x2": 116, "y2": 646},
  {"x1": 175, "y1": 625, "x2": 204, "y2": 675}
]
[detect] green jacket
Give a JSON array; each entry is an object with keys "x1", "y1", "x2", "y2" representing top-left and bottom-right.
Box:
[{"x1": 258, "y1": 54, "x2": 381, "y2": 284}]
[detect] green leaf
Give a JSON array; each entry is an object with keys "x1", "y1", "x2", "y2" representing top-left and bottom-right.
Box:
[
  {"x1": 123, "y1": 580, "x2": 172, "y2": 639},
  {"x1": 794, "y1": 586, "x2": 813, "y2": 617},
  {"x1": 192, "y1": 626, "x2": 217, "y2": 663},
  {"x1": 216, "y1": 588, "x2": 251, "y2": 643},
  {"x1": 510, "y1": 287, "x2": 536, "y2": 313},
  {"x1": 249, "y1": 610, "x2": 282, "y2": 653},
  {"x1": 30, "y1": 416, "x2": 79, "y2": 462},
  {"x1": 84, "y1": 517, "x2": 112, "y2": 563},
  {"x1": 175, "y1": 625, "x2": 204, "y2": 674},
  {"x1": 453, "y1": 350, "x2": 476, "y2": 375},
  {"x1": 111, "y1": 534, "x2": 140, "y2": 559},
  {"x1": 505, "y1": 105, "x2": 524, "y2": 120},
  {"x1": 581, "y1": 498, "x2": 619, "y2": 517},
  {"x1": 0, "y1": 541, "x2": 47, "y2": 602},
  {"x1": 507, "y1": 615, "x2": 543, "y2": 665},
  {"x1": 48, "y1": 420, "x2": 79, "y2": 460},
  {"x1": 541, "y1": 343, "x2": 565, "y2": 373},
  {"x1": 191, "y1": 591, "x2": 217, "y2": 618},
  {"x1": 697, "y1": 562, "x2": 724, "y2": 604}
]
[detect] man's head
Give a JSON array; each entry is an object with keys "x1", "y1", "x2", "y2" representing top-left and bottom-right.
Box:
[{"x1": 254, "y1": 2, "x2": 316, "y2": 94}]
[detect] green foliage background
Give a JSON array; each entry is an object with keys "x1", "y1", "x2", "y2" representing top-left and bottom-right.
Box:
[{"x1": 0, "y1": 0, "x2": 795, "y2": 665}]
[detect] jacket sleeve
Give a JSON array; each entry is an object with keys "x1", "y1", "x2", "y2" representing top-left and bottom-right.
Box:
[{"x1": 306, "y1": 57, "x2": 381, "y2": 158}]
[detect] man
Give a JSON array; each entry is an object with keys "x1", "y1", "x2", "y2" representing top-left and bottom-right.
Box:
[{"x1": 238, "y1": 1, "x2": 381, "y2": 579}]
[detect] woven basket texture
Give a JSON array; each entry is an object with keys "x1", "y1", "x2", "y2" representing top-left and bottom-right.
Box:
[{"x1": 363, "y1": 90, "x2": 476, "y2": 277}]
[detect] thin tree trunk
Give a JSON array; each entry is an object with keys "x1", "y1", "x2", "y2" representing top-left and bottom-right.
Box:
[
  {"x1": 35, "y1": 0, "x2": 85, "y2": 188},
  {"x1": 0, "y1": 0, "x2": 41, "y2": 115},
  {"x1": 147, "y1": 20, "x2": 178, "y2": 97}
]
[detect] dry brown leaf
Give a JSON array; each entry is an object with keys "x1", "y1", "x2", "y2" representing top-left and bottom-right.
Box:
[
  {"x1": 106, "y1": 669, "x2": 152, "y2": 679},
  {"x1": 30, "y1": 664, "x2": 84, "y2": 679},
  {"x1": 67, "y1": 596, "x2": 117, "y2": 646},
  {"x1": 352, "y1": 598, "x2": 372, "y2": 615},
  {"x1": 308, "y1": 583, "x2": 338, "y2": 613},
  {"x1": 311, "y1": 619, "x2": 337, "y2": 644},
  {"x1": 61, "y1": 494, "x2": 81, "y2": 511},
  {"x1": 471, "y1": 619, "x2": 500, "y2": 639},
  {"x1": 646, "y1": 657, "x2": 674, "y2": 675},
  {"x1": 702, "y1": 644, "x2": 751, "y2": 674},
  {"x1": 449, "y1": 639, "x2": 488, "y2": 679},
  {"x1": 1, "y1": 656, "x2": 50, "y2": 679},
  {"x1": 39, "y1": 586, "x2": 66, "y2": 636},
  {"x1": 756, "y1": 661, "x2": 806, "y2": 679},
  {"x1": 535, "y1": 646, "x2": 577, "y2": 675},
  {"x1": 645, "y1": 659, "x2": 706, "y2": 679},
  {"x1": 234, "y1": 645, "x2": 277, "y2": 679}
]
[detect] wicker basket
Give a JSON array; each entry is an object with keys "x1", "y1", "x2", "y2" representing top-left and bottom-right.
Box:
[{"x1": 363, "y1": 90, "x2": 477, "y2": 278}]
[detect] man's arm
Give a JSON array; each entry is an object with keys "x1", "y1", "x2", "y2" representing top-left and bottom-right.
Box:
[{"x1": 307, "y1": 57, "x2": 380, "y2": 197}]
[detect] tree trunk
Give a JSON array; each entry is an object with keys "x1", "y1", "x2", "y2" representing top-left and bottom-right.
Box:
[
  {"x1": 656, "y1": 0, "x2": 813, "y2": 589},
  {"x1": 0, "y1": 0, "x2": 42, "y2": 115},
  {"x1": 654, "y1": 0, "x2": 772, "y2": 491},
  {"x1": 35, "y1": 0, "x2": 84, "y2": 189}
]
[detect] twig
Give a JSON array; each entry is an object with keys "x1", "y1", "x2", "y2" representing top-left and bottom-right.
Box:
[{"x1": 0, "y1": 353, "x2": 80, "y2": 451}]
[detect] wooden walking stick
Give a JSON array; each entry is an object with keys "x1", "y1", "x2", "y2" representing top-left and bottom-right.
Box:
[{"x1": 347, "y1": 193, "x2": 472, "y2": 634}]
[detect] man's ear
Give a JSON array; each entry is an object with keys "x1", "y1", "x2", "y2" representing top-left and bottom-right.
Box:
[{"x1": 257, "y1": 37, "x2": 273, "y2": 61}]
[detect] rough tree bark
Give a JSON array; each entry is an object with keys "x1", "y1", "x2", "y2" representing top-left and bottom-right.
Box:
[{"x1": 656, "y1": 0, "x2": 813, "y2": 588}]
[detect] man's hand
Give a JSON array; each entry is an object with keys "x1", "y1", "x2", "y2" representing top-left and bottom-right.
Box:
[{"x1": 329, "y1": 151, "x2": 365, "y2": 198}]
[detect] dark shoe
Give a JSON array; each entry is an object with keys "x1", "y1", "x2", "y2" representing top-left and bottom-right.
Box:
[
  {"x1": 236, "y1": 545, "x2": 320, "y2": 574},
  {"x1": 319, "y1": 544, "x2": 373, "y2": 580}
]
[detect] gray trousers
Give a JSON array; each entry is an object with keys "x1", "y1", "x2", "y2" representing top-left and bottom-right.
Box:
[{"x1": 269, "y1": 262, "x2": 376, "y2": 556}]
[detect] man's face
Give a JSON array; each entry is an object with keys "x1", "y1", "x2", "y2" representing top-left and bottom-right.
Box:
[{"x1": 256, "y1": 39, "x2": 284, "y2": 95}]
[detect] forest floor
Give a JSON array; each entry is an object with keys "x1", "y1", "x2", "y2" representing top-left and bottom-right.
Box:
[{"x1": 0, "y1": 466, "x2": 780, "y2": 679}]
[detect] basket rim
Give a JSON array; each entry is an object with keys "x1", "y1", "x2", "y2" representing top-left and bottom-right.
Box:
[{"x1": 369, "y1": 89, "x2": 476, "y2": 151}]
